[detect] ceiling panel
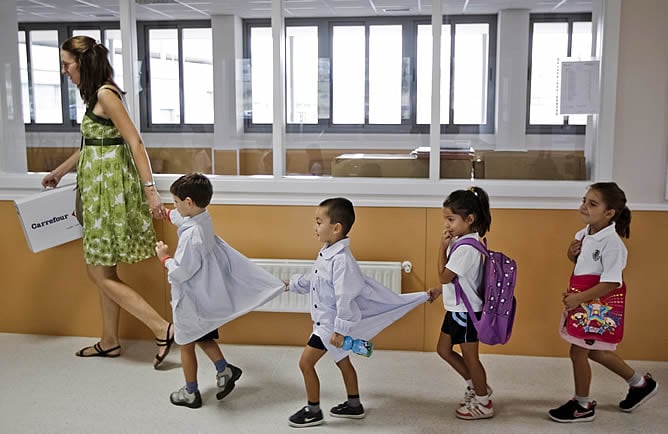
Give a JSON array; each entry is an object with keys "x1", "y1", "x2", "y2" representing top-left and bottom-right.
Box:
[{"x1": 16, "y1": 0, "x2": 592, "y2": 22}]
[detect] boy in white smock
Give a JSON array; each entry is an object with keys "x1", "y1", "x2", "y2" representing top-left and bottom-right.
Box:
[
  {"x1": 156, "y1": 173, "x2": 285, "y2": 408},
  {"x1": 286, "y1": 197, "x2": 429, "y2": 427}
]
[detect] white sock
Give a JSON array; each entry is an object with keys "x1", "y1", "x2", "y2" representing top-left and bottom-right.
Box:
[
  {"x1": 575, "y1": 396, "x2": 591, "y2": 408},
  {"x1": 628, "y1": 372, "x2": 646, "y2": 388},
  {"x1": 476, "y1": 394, "x2": 490, "y2": 406}
]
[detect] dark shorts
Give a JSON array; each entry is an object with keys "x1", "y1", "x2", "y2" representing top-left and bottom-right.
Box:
[
  {"x1": 307, "y1": 334, "x2": 327, "y2": 351},
  {"x1": 441, "y1": 311, "x2": 482, "y2": 345},
  {"x1": 196, "y1": 328, "x2": 219, "y2": 342}
]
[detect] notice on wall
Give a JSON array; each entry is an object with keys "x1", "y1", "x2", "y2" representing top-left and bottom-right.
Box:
[{"x1": 557, "y1": 59, "x2": 600, "y2": 115}]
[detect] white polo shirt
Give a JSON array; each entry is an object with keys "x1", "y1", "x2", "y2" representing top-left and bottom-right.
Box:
[
  {"x1": 573, "y1": 223, "x2": 627, "y2": 285},
  {"x1": 442, "y1": 233, "x2": 484, "y2": 312}
]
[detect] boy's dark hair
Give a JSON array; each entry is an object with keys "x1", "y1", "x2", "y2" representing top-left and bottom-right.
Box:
[
  {"x1": 589, "y1": 182, "x2": 631, "y2": 238},
  {"x1": 61, "y1": 36, "x2": 122, "y2": 104},
  {"x1": 319, "y1": 197, "x2": 355, "y2": 236},
  {"x1": 170, "y1": 173, "x2": 213, "y2": 208},
  {"x1": 443, "y1": 186, "x2": 492, "y2": 236}
]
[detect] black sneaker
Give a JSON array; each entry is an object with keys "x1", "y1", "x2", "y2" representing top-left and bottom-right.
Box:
[
  {"x1": 620, "y1": 373, "x2": 658, "y2": 412},
  {"x1": 216, "y1": 364, "x2": 243, "y2": 400},
  {"x1": 548, "y1": 399, "x2": 596, "y2": 423},
  {"x1": 329, "y1": 401, "x2": 366, "y2": 419},
  {"x1": 288, "y1": 406, "x2": 324, "y2": 427}
]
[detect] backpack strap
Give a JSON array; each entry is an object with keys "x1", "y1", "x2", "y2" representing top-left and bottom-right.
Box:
[{"x1": 449, "y1": 237, "x2": 489, "y2": 329}]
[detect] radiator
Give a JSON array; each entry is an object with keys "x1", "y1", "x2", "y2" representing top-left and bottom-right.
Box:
[{"x1": 252, "y1": 259, "x2": 407, "y2": 313}]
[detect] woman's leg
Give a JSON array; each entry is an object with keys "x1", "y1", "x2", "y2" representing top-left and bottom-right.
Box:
[{"x1": 82, "y1": 264, "x2": 171, "y2": 354}]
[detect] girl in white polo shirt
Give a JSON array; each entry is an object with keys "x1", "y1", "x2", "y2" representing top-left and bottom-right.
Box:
[
  {"x1": 549, "y1": 182, "x2": 658, "y2": 423},
  {"x1": 428, "y1": 186, "x2": 494, "y2": 420}
]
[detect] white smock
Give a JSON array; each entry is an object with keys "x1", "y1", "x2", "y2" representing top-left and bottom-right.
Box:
[
  {"x1": 164, "y1": 209, "x2": 285, "y2": 344},
  {"x1": 289, "y1": 238, "x2": 429, "y2": 361}
]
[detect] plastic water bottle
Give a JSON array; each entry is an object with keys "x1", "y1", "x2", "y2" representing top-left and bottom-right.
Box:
[{"x1": 342, "y1": 336, "x2": 374, "y2": 357}]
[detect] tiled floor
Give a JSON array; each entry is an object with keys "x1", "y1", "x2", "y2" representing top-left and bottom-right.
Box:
[{"x1": 0, "y1": 333, "x2": 665, "y2": 434}]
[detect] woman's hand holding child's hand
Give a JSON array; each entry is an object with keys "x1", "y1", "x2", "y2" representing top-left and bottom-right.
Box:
[
  {"x1": 155, "y1": 241, "x2": 170, "y2": 261},
  {"x1": 330, "y1": 332, "x2": 344, "y2": 348}
]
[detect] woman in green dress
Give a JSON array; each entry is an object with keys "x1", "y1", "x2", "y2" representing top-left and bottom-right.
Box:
[{"x1": 42, "y1": 36, "x2": 173, "y2": 368}]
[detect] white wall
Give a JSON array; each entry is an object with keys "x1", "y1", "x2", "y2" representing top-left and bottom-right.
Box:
[{"x1": 613, "y1": 0, "x2": 668, "y2": 203}]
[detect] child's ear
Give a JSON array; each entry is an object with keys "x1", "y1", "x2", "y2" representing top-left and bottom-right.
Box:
[
  {"x1": 605, "y1": 208, "x2": 616, "y2": 221},
  {"x1": 466, "y1": 214, "x2": 476, "y2": 226},
  {"x1": 333, "y1": 222, "x2": 343, "y2": 234}
]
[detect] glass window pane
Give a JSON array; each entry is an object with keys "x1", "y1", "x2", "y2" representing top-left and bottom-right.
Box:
[
  {"x1": 286, "y1": 26, "x2": 318, "y2": 124},
  {"x1": 105, "y1": 30, "x2": 124, "y2": 91},
  {"x1": 332, "y1": 25, "x2": 365, "y2": 124},
  {"x1": 18, "y1": 31, "x2": 30, "y2": 124},
  {"x1": 368, "y1": 25, "x2": 402, "y2": 124},
  {"x1": 183, "y1": 28, "x2": 213, "y2": 124},
  {"x1": 568, "y1": 21, "x2": 593, "y2": 125},
  {"x1": 416, "y1": 24, "x2": 451, "y2": 125},
  {"x1": 29, "y1": 30, "x2": 62, "y2": 124},
  {"x1": 529, "y1": 22, "x2": 568, "y2": 125},
  {"x1": 148, "y1": 28, "x2": 180, "y2": 124},
  {"x1": 250, "y1": 27, "x2": 272, "y2": 124},
  {"x1": 453, "y1": 23, "x2": 489, "y2": 124}
]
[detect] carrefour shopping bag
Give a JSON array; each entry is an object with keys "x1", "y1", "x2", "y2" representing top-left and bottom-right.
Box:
[{"x1": 14, "y1": 184, "x2": 83, "y2": 253}]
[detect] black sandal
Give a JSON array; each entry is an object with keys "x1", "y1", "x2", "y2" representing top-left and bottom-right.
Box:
[
  {"x1": 153, "y1": 323, "x2": 174, "y2": 369},
  {"x1": 75, "y1": 342, "x2": 121, "y2": 358}
]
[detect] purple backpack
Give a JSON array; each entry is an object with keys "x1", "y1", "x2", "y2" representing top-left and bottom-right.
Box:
[{"x1": 450, "y1": 238, "x2": 517, "y2": 345}]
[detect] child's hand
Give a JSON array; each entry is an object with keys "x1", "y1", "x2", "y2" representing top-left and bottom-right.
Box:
[
  {"x1": 427, "y1": 287, "x2": 442, "y2": 302},
  {"x1": 283, "y1": 280, "x2": 290, "y2": 291},
  {"x1": 330, "y1": 332, "x2": 344, "y2": 348},
  {"x1": 440, "y1": 230, "x2": 452, "y2": 249},
  {"x1": 568, "y1": 238, "x2": 582, "y2": 258},
  {"x1": 562, "y1": 292, "x2": 582, "y2": 310},
  {"x1": 155, "y1": 241, "x2": 170, "y2": 261}
]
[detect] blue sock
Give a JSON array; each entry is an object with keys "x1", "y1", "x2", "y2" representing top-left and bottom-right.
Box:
[
  {"x1": 185, "y1": 381, "x2": 198, "y2": 394},
  {"x1": 214, "y1": 358, "x2": 228, "y2": 373}
]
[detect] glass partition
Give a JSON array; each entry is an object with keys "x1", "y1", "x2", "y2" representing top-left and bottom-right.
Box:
[{"x1": 16, "y1": 1, "x2": 596, "y2": 184}]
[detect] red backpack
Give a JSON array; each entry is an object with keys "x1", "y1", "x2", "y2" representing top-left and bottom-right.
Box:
[{"x1": 450, "y1": 238, "x2": 517, "y2": 345}]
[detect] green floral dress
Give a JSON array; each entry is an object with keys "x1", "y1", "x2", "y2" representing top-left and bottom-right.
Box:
[{"x1": 77, "y1": 86, "x2": 156, "y2": 266}]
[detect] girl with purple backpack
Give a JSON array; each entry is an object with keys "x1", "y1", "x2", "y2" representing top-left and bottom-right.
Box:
[
  {"x1": 428, "y1": 186, "x2": 494, "y2": 420},
  {"x1": 548, "y1": 182, "x2": 658, "y2": 423}
]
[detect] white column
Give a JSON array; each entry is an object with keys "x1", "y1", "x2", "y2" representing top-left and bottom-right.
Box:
[
  {"x1": 590, "y1": 0, "x2": 621, "y2": 181},
  {"x1": 0, "y1": 0, "x2": 27, "y2": 172},
  {"x1": 429, "y1": 0, "x2": 442, "y2": 181},
  {"x1": 119, "y1": 0, "x2": 140, "y2": 127},
  {"x1": 212, "y1": 15, "x2": 243, "y2": 155},
  {"x1": 494, "y1": 9, "x2": 530, "y2": 151},
  {"x1": 271, "y1": 0, "x2": 286, "y2": 177}
]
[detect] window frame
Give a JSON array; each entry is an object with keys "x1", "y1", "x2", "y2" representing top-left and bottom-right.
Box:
[
  {"x1": 243, "y1": 14, "x2": 497, "y2": 135},
  {"x1": 138, "y1": 20, "x2": 213, "y2": 133},
  {"x1": 526, "y1": 13, "x2": 593, "y2": 135}
]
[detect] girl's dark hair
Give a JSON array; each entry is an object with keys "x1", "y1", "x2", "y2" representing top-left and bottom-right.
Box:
[
  {"x1": 589, "y1": 182, "x2": 631, "y2": 238},
  {"x1": 61, "y1": 36, "x2": 123, "y2": 103},
  {"x1": 319, "y1": 197, "x2": 355, "y2": 236},
  {"x1": 170, "y1": 173, "x2": 213, "y2": 208},
  {"x1": 443, "y1": 186, "x2": 492, "y2": 236}
]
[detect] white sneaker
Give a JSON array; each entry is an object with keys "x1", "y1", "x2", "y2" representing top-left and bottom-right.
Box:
[
  {"x1": 460, "y1": 385, "x2": 493, "y2": 406},
  {"x1": 456, "y1": 397, "x2": 494, "y2": 420}
]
